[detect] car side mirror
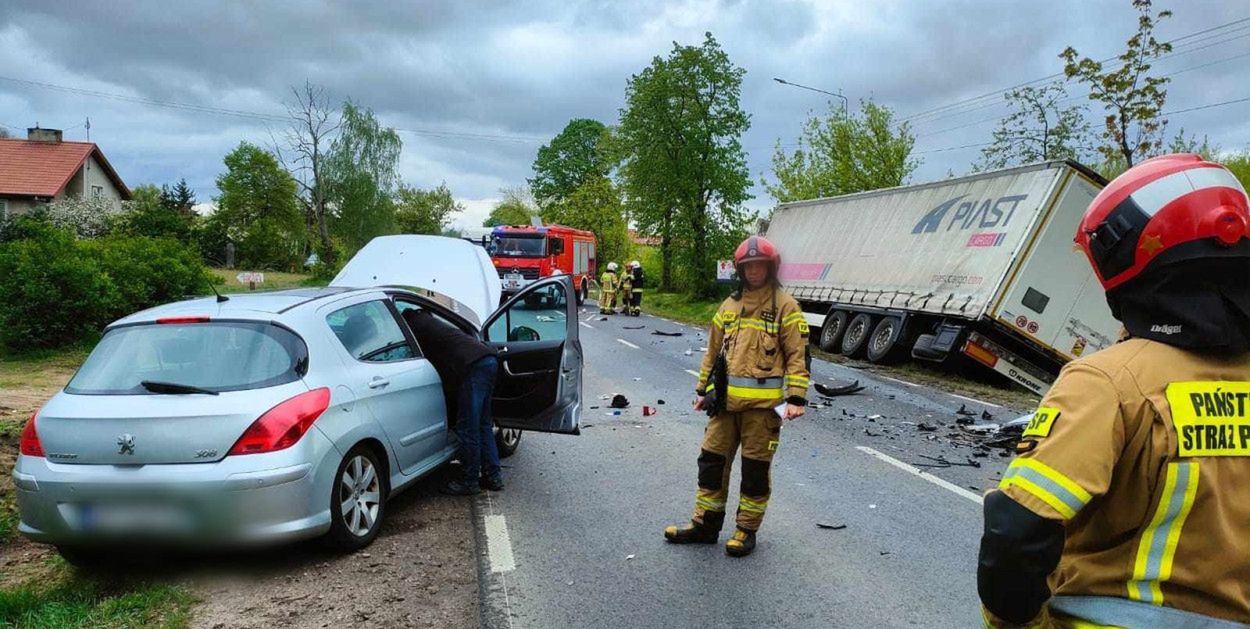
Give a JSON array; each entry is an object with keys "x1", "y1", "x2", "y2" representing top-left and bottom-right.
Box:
[{"x1": 509, "y1": 325, "x2": 540, "y2": 342}]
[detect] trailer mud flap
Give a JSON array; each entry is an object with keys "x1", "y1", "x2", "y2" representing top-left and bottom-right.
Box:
[{"x1": 962, "y1": 332, "x2": 1053, "y2": 395}]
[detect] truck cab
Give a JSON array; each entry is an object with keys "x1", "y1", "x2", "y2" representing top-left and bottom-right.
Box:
[{"x1": 488, "y1": 224, "x2": 596, "y2": 304}]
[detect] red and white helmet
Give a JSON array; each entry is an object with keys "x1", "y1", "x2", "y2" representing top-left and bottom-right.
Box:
[
  {"x1": 734, "y1": 235, "x2": 780, "y2": 272},
  {"x1": 1076, "y1": 153, "x2": 1250, "y2": 292}
]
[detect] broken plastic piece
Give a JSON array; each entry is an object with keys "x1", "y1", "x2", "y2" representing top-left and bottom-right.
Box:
[
  {"x1": 815, "y1": 522, "x2": 847, "y2": 530},
  {"x1": 814, "y1": 381, "x2": 864, "y2": 397},
  {"x1": 652, "y1": 330, "x2": 683, "y2": 337},
  {"x1": 610, "y1": 394, "x2": 630, "y2": 409}
]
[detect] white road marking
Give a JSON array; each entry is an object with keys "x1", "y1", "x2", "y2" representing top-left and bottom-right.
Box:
[
  {"x1": 684, "y1": 369, "x2": 700, "y2": 377},
  {"x1": 856, "y1": 446, "x2": 984, "y2": 505},
  {"x1": 584, "y1": 314, "x2": 600, "y2": 322},
  {"x1": 876, "y1": 375, "x2": 920, "y2": 388},
  {"x1": 949, "y1": 393, "x2": 1002, "y2": 409},
  {"x1": 579, "y1": 322, "x2": 594, "y2": 329},
  {"x1": 484, "y1": 514, "x2": 517, "y2": 573},
  {"x1": 617, "y1": 338, "x2": 640, "y2": 349}
]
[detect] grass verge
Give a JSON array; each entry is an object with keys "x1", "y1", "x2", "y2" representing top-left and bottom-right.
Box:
[
  {"x1": 0, "y1": 558, "x2": 191, "y2": 629},
  {"x1": 209, "y1": 267, "x2": 323, "y2": 292},
  {"x1": 641, "y1": 291, "x2": 720, "y2": 327}
]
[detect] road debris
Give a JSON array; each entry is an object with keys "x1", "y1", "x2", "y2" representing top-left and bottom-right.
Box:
[
  {"x1": 956, "y1": 404, "x2": 977, "y2": 416},
  {"x1": 626, "y1": 554, "x2": 635, "y2": 561},
  {"x1": 642, "y1": 406, "x2": 657, "y2": 416},
  {"x1": 814, "y1": 380, "x2": 864, "y2": 397},
  {"x1": 623, "y1": 325, "x2": 646, "y2": 330},
  {"x1": 652, "y1": 330, "x2": 684, "y2": 337},
  {"x1": 610, "y1": 394, "x2": 630, "y2": 409},
  {"x1": 815, "y1": 522, "x2": 847, "y2": 531}
]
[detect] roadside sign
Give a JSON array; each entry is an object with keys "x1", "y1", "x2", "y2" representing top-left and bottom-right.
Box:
[
  {"x1": 716, "y1": 260, "x2": 736, "y2": 283},
  {"x1": 236, "y1": 272, "x2": 264, "y2": 290}
]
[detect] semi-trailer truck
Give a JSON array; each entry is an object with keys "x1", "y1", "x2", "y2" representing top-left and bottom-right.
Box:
[{"x1": 766, "y1": 160, "x2": 1122, "y2": 394}]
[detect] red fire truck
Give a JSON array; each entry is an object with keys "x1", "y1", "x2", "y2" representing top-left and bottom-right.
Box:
[{"x1": 489, "y1": 224, "x2": 597, "y2": 303}]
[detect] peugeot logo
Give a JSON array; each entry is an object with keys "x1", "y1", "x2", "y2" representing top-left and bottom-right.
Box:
[{"x1": 117, "y1": 434, "x2": 136, "y2": 455}]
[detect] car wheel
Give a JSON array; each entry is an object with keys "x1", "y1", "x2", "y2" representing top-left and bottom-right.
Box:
[
  {"x1": 577, "y1": 281, "x2": 588, "y2": 305},
  {"x1": 818, "y1": 310, "x2": 849, "y2": 352},
  {"x1": 866, "y1": 316, "x2": 911, "y2": 364},
  {"x1": 840, "y1": 313, "x2": 876, "y2": 358},
  {"x1": 327, "y1": 445, "x2": 386, "y2": 552},
  {"x1": 495, "y1": 427, "x2": 522, "y2": 458}
]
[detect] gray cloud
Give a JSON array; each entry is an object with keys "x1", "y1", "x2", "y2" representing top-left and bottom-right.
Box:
[{"x1": 1, "y1": 0, "x2": 1246, "y2": 228}]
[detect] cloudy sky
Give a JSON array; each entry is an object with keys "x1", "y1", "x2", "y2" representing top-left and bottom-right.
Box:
[{"x1": 1, "y1": 0, "x2": 1247, "y2": 227}]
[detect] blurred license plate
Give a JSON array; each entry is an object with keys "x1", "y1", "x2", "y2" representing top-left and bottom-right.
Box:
[
  {"x1": 79, "y1": 503, "x2": 192, "y2": 533},
  {"x1": 504, "y1": 273, "x2": 523, "y2": 290}
]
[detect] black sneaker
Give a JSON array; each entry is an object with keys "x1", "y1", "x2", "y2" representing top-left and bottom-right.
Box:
[
  {"x1": 440, "y1": 480, "x2": 481, "y2": 496},
  {"x1": 480, "y1": 476, "x2": 505, "y2": 491}
]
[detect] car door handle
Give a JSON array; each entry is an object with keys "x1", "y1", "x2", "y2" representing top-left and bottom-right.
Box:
[
  {"x1": 367, "y1": 377, "x2": 390, "y2": 389},
  {"x1": 502, "y1": 361, "x2": 551, "y2": 377}
]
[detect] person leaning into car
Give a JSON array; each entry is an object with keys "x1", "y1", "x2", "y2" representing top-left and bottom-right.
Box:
[{"x1": 401, "y1": 309, "x2": 503, "y2": 495}]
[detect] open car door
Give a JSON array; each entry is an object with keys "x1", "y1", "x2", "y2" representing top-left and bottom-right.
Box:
[{"x1": 482, "y1": 275, "x2": 581, "y2": 435}]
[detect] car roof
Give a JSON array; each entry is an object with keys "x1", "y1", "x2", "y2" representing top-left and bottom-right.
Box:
[
  {"x1": 110, "y1": 287, "x2": 357, "y2": 326},
  {"x1": 108, "y1": 285, "x2": 482, "y2": 329}
]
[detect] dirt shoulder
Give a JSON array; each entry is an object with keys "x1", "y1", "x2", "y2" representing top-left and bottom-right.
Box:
[{"x1": 190, "y1": 474, "x2": 479, "y2": 629}]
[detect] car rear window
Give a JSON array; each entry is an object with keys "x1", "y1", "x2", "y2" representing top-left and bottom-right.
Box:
[{"x1": 65, "y1": 321, "x2": 307, "y2": 395}]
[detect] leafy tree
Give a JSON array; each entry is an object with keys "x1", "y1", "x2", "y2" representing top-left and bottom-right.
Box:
[
  {"x1": 766, "y1": 99, "x2": 918, "y2": 202},
  {"x1": 394, "y1": 182, "x2": 464, "y2": 234},
  {"x1": 1223, "y1": 153, "x2": 1250, "y2": 193},
  {"x1": 326, "y1": 102, "x2": 403, "y2": 254},
  {"x1": 1061, "y1": 0, "x2": 1172, "y2": 168},
  {"x1": 979, "y1": 82, "x2": 1093, "y2": 170},
  {"x1": 530, "y1": 119, "x2": 613, "y2": 206},
  {"x1": 542, "y1": 176, "x2": 630, "y2": 266},
  {"x1": 214, "y1": 142, "x2": 305, "y2": 269},
  {"x1": 1167, "y1": 128, "x2": 1218, "y2": 159},
  {"x1": 42, "y1": 195, "x2": 123, "y2": 239},
  {"x1": 483, "y1": 187, "x2": 538, "y2": 227},
  {"x1": 0, "y1": 127, "x2": 11, "y2": 139},
  {"x1": 617, "y1": 32, "x2": 752, "y2": 295},
  {"x1": 116, "y1": 183, "x2": 197, "y2": 242}
]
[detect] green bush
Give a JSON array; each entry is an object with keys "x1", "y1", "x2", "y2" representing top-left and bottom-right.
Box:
[
  {"x1": 0, "y1": 230, "x2": 213, "y2": 353},
  {"x1": 84, "y1": 236, "x2": 214, "y2": 317},
  {"x1": 0, "y1": 230, "x2": 118, "y2": 351}
]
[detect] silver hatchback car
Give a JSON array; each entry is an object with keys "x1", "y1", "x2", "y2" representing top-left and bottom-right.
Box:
[{"x1": 13, "y1": 236, "x2": 582, "y2": 561}]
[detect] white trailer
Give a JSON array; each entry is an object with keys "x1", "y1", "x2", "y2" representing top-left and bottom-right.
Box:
[{"x1": 766, "y1": 160, "x2": 1121, "y2": 394}]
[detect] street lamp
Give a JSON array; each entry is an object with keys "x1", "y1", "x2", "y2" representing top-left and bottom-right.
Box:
[{"x1": 772, "y1": 77, "x2": 848, "y2": 111}]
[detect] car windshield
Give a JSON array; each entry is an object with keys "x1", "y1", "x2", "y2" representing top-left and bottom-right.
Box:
[
  {"x1": 490, "y1": 235, "x2": 545, "y2": 257},
  {"x1": 65, "y1": 321, "x2": 307, "y2": 395}
]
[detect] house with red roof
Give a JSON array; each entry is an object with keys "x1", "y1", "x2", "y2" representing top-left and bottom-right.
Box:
[{"x1": 0, "y1": 127, "x2": 131, "y2": 220}]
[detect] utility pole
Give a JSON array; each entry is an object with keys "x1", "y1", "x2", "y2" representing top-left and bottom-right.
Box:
[
  {"x1": 85, "y1": 117, "x2": 90, "y2": 141},
  {"x1": 772, "y1": 77, "x2": 848, "y2": 112}
]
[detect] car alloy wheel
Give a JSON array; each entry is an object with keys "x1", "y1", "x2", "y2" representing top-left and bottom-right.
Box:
[
  {"x1": 339, "y1": 454, "x2": 381, "y2": 537},
  {"x1": 495, "y1": 427, "x2": 522, "y2": 458}
]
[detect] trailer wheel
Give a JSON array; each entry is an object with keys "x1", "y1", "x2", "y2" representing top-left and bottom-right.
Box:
[
  {"x1": 840, "y1": 313, "x2": 876, "y2": 358},
  {"x1": 818, "y1": 310, "x2": 849, "y2": 352},
  {"x1": 866, "y1": 316, "x2": 911, "y2": 365}
]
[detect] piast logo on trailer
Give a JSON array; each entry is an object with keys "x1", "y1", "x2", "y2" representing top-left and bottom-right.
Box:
[{"x1": 911, "y1": 194, "x2": 1029, "y2": 235}]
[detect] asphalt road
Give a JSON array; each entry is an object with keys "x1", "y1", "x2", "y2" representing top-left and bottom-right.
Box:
[{"x1": 473, "y1": 302, "x2": 1028, "y2": 629}]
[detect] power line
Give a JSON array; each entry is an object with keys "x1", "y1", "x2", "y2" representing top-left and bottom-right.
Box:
[
  {"x1": 900, "y1": 16, "x2": 1250, "y2": 125},
  {"x1": 1162, "y1": 96, "x2": 1250, "y2": 115},
  {"x1": 0, "y1": 74, "x2": 548, "y2": 144}
]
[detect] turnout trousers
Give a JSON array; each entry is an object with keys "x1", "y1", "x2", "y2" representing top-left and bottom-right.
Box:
[{"x1": 691, "y1": 409, "x2": 781, "y2": 531}]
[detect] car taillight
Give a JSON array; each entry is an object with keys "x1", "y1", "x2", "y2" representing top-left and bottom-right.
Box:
[
  {"x1": 228, "y1": 388, "x2": 331, "y2": 456},
  {"x1": 19, "y1": 411, "x2": 44, "y2": 457}
]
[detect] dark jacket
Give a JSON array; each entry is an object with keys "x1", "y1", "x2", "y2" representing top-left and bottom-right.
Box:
[{"x1": 401, "y1": 309, "x2": 497, "y2": 385}]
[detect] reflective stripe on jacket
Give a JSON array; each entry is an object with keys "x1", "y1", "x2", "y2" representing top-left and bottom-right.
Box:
[{"x1": 696, "y1": 286, "x2": 810, "y2": 411}]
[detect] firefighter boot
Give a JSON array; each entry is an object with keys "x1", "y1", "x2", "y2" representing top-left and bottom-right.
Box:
[
  {"x1": 664, "y1": 510, "x2": 724, "y2": 544},
  {"x1": 725, "y1": 527, "x2": 757, "y2": 557}
]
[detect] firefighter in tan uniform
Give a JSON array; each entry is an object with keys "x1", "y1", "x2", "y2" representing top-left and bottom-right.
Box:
[
  {"x1": 599, "y1": 262, "x2": 619, "y2": 315},
  {"x1": 664, "y1": 236, "x2": 810, "y2": 557},
  {"x1": 978, "y1": 154, "x2": 1250, "y2": 629}
]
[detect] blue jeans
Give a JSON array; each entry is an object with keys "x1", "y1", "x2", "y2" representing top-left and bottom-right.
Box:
[{"x1": 456, "y1": 356, "x2": 501, "y2": 485}]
